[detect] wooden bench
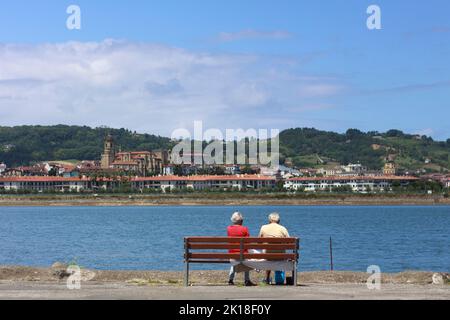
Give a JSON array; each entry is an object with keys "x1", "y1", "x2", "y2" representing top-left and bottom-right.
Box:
[{"x1": 184, "y1": 237, "x2": 300, "y2": 286}]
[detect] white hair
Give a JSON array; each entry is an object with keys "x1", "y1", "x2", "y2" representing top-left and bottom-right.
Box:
[
  {"x1": 268, "y1": 212, "x2": 280, "y2": 223},
  {"x1": 231, "y1": 212, "x2": 243, "y2": 224}
]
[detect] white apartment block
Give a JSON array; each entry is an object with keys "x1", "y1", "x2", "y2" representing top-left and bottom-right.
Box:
[{"x1": 285, "y1": 176, "x2": 418, "y2": 192}]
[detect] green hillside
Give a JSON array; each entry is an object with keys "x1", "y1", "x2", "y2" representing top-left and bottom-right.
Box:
[
  {"x1": 0, "y1": 125, "x2": 173, "y2": 166},
  {"x1": 280, "y1": 128, "x2": 450, "y2": 172},
  {"x1": 0, "y1": 125, "x2": 449, "y2": 173}
]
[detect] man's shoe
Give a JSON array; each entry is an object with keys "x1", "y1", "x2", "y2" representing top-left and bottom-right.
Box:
[
  {"x1": 228, "y1": 280, "x2": 234, "y2": 285},
  {"x1": 245, "y1": 281, "x2": 257, "y2": 287}
]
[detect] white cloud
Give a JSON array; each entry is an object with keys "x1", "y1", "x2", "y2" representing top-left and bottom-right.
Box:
[{"x1": 0, "y1": 39, "x2": 342, "y2": 136}]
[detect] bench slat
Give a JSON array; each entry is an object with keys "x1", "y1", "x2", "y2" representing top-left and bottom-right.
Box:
[
  {"x1": 188, "y1": 243, "x2": 297, "y2": 250},
  {"x1": 187, "y1": 253, "x2": 297, "y2": 260},
  {"x1": 186, "y1": 237, "x2": 297, "y2": 244},
  {"x1": 186, "y1": 260, "x2": 232, "y2": 264}
]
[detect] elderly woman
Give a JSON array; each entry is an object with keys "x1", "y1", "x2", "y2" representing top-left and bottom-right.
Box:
[
  {"x1": 227, "y1": 212, "x2": 256, "y2": 286},
  {"x1": 259, "y1": 212, "x2": 290, "y2": 284}
]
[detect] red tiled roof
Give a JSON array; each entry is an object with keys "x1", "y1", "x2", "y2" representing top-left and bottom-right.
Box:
[
  {"x1": 112, "y1": 161, "x2": 139, "y2": 166},
  {"x1": 132, "y1": 175, "x2": 276, "y2": 182},
  {"x1": 16, "y1": 166, "x2": 45, "y2": 172},
  {"x1": 0, "y1": 177, "x2": 90, "y2": 182},
  {"x1": 78, "y1": 168, "x2": 117, "y2": 172},
  {"x1": 287, "y1": 175, "x2": 419, "y2": 182},
  {"x1": 116, "y1": 151, "x2": 152, "y2": 155}
]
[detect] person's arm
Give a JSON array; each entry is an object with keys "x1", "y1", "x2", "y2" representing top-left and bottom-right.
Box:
[
  {"x1": 258, "y1": 226, "x2": 264, "y2": 237},
  {"x1": 245, "y1": 227, "x2": 250, "y2": 237},
  {"x1": 284, "y1": 228, "x2": 290, "y2": 238}
]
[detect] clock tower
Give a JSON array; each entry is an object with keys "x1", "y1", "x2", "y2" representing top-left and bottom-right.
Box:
[{"x1": 101, "y1": 134, "x2": 115, "y2": 169}]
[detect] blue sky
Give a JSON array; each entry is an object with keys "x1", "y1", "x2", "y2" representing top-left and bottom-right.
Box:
[{"x1": 0, "y1": 0, "x2": 449, "y2": 139}]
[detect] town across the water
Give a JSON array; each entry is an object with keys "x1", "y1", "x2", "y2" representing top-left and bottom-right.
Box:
[{"x1": 0, "y1": 136, "x2": 449, "y2": 193}]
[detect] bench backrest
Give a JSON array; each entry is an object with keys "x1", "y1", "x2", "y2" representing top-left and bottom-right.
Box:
[{"x1": 184, "y1": 237, "x2": 300, "y2": 264}]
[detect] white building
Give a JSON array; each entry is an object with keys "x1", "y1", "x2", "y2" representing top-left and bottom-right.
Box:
[
  {"x1": 284, "y1": 176, "x2": 418, "y2": 193},
  {"x1": 0, "y1": 177, "x2": 90, "y2": 192},
  {"x1": 0, "y1": 163, "x2": 6, "y2": 175},
  {"x1": 132, "y1": 175, "x2": 276, "y2": 192},
  {"x1": 260, "y1": 165, "x2": 300, "y2": 177},
  {"x1": 341, "y1": 163, "x2": 367, "y2": 174},
  {"x1": 163, "y1": 165, "x2": 175, "y2": 176},
  {"x1": 224, "y1": 165, "x2": 241, "y2": 175},
  {"x1": 317, "y1": 167, "x2": 343, "y2": 176}
]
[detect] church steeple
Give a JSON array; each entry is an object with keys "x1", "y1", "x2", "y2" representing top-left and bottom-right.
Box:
[{"x1": 101, "y1": 134, "x2": 115, "y2": 168}]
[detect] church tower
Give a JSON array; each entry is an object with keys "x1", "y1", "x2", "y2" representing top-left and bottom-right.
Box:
[{"x1": 101, "y1": 134, "x2": 115, "y2": 169}]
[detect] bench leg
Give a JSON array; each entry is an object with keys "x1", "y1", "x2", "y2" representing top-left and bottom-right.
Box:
[
  {"x1": 184, "y1": 262, "x2": 189, "y2": 287},
  {"x1": 293, "y1": 262, "x2": 298, "y2": 286}
]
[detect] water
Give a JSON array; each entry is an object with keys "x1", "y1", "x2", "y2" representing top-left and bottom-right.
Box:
[{"x1": 0, "y1": 206, "x2": 448, "y2": 272}]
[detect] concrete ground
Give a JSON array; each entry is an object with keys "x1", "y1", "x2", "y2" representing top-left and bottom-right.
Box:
[{"x1": 0, "y1": 281, "x2": 449, "y2": 300}]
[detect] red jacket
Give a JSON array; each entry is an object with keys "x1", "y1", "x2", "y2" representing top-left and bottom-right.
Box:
[{"x1": 227, "y1": 225, "x2": 250, "y2": 254}]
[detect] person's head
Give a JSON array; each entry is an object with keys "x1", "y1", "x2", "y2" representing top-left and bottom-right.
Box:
[
  {"x1": 231, "y1": 212, "x2": 244, "y2": 225},
  {"x1": 268, "y1": 212, "x2": 281, "y2": 224}
]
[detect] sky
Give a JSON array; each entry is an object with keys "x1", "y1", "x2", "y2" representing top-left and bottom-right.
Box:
[{"x1": 0, "y1": 0, "x2": 449, "y2": 140}]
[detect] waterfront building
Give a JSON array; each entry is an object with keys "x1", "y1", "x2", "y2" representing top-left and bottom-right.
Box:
[
  {"x1": 0, "y1": 176, "x2": 91, "y2": 192},
  {"x1": 285, "y1": 175, "x2": 418, "y2": 193},
  {"x1": 0, "y1": 174, "x2": 419, "y2": 193},
  {"x1": 132, "y1": 175, "x2": 276, "y2": 192},
  {"x1": 0, "y1": 174, "x2": 276, "y2": 192}
]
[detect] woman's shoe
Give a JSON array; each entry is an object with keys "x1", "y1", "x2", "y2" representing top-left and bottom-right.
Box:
[
  {"x1": 244, "y1": 281, "x2": 257, "y2": 287},
  {"x1": 228, "y1": 280, "x2": 234, "y2": 285}
]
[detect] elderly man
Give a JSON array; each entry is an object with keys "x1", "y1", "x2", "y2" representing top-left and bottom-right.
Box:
[
  {"x1": 259, "y1": 212, "x2": 290, "y2": 284},
  {"x1": 227, "y1": 212, "x2": 256, "y2": 286}
]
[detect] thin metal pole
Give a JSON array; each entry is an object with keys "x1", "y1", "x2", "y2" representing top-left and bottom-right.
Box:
[
  {"x1": 184, "y1": 238, "x2": 189, "y2": 287},
  {"x1": 329, "y1": 237, "x2": 334, "y2": 271},
  {"x1": 184, "y1": 261, "x2": 189, "y2": 287},
  {"x1": 293, "y1": 238, "x2": 299, "y2": 286}
]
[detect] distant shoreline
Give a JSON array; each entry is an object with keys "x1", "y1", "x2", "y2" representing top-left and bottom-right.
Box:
[{"x1": 0, "y1": 194, "x2": 449, "y2": 206}]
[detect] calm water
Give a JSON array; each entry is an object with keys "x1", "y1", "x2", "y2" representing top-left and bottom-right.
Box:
[{"x1": 0, "y1": 206, "x2": 448, "y2": 272}]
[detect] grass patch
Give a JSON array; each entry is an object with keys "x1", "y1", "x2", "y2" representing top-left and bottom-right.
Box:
[{"x1": 167, "y1": 279, "x2": 180, "y2": 284}]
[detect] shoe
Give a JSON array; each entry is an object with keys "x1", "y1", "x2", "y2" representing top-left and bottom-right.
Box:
[
  {"x1": 244, "y1": 281, "x2": 257, "y2": 287},
  {"x1": 228, "y1": 280, "x2": 234, "y2": 286}
]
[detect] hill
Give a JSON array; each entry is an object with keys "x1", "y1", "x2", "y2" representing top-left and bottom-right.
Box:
[
  {"x1": 0, "y1": 125, "x2": 449, "y2": 173},
  {"x1": 280, "y1": 128, "x2": 450, "y2": 172},
  {"x1": 0, "y1": 125, "x2": 173, "y2": 166}
]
